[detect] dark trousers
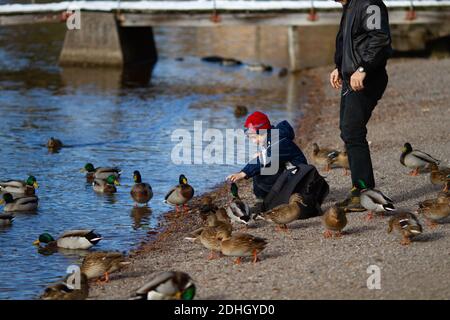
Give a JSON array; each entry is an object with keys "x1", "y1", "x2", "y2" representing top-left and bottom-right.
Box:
[
  {"x1": 253, "y1": 168, "x2": 284, "y2": 199},
  {"x1": 340, "y1": 71, "x2": 388, "y2": 189}
]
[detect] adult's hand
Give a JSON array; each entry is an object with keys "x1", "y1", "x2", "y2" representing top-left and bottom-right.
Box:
[
  {"x1": 226, "y1": 172, "x2": 246, "y2": 183},
  {"x1": 350, "y1": 70, "x2": 366, "y2": 91},
  {"x1": 329, "y1": 68, "x2": 342, "y2": 89}
]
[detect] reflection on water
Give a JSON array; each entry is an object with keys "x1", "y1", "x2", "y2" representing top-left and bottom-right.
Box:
[{"x1": 0, "y1": 23, "x2": 308, "y2": 299}]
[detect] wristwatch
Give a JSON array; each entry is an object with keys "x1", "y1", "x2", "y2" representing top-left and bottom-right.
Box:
[{"x1": 357, "y1": 66, "x2": 365, "y2": 73}]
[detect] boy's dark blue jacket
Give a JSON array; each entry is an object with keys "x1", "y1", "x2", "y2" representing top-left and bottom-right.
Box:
[{"x1": 241, "y1": 120, "x2": 308, "y2": 178}]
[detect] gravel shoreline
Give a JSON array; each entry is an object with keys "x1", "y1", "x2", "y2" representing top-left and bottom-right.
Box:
[{"x1": 89, "y1": 58, "x2": 450, "y2": 300}]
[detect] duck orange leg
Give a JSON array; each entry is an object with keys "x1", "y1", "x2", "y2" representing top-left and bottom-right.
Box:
[
  {"x1": 96, "y1": 272, "x2": 110, "y2": 285},
  {"x1": 409, "y1": 168, "x2": 420, "y2": 176},
  {"x1": 323, "y1": 230, "x2": 333, "y2": 238},
  {"x1": 426, "y1": 219, "x2": 438, "y2": 229},
  {"x1": 365, "y1": 211, "x2": 374, "y2": 221},
  {"x1": 234, "y1": 257, "x2": 242, "y2": 265},
  {"x1": 208, "y1": 250, "x2": 218, "y2": 260},
  {"x1": 343, "y1": 168, "x2": 349, "y2": 176},
  {"x1": 400, "y1": 237, "x2": 411, "y2": 246},
  {"x1": 252, "y1": 250, "x2": 259, "y2": 264},
  {"x1": 183, "y1": 204, "x2": 189, "y2": 214}
]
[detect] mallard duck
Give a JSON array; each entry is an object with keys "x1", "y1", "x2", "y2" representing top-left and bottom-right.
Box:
[
  {"x1": 222, "y1": 58, "x2": 242, "y2": 66},
  {"x1": 258, "y1": 193, "x2": 305, "y2": 231},
  {"x1": 46, "y1": 137, "x2": 63, "y2": 152},
  {"x1": 322, "y1": 206, "x2": 348, "y2": 238},
  {"x1": 40, "y1": 273, "x2": 89, "y2": 300},
  {"x1": 164, "y1": 174, "x2": 194, "y2": 214},
  {"x1": 226, "y1": 183, "x2": 250, "y2": 225},
  {"x1": 217, "y1": 229, "x2": 267, "y2": 264},
  {"x1": 0, "y1": 193, "x2": 38, "y2": 212},
  {"x1": 130, "y1": 170, "x2": 153, "y2": 206},
  {"x1": 311, "y1": 143, "x2": 338, "y2": 172},
  {"x1": 388, "y1": 211, "x2": 423, "y2": 245},
  {"x1": 330, "y1": 150, "x2": 349, "y2": 175},
  {"x1": 245, "y1": 63, "x2": 273, "y2": 72},
  {"x1": 430, "y1": 164, "x2": 450, "y2": 191},
  {"x1": 0, "y1": 175, "x2": 38, "y2": 195},
  {"x1": 360, "y1": 188, "x2": 395, "y2": 220},
  {"x1": 400, "y1": 142, "x2": 440, "y2": 176},
  {"x1": 80, "y1": 163, "x2": 121, "y2": 181},
  {"x1": 418, "y1": 193, "x2": 449, "y2": 209},
  {"x1": 234, "y1": 105, "x2": 248, "y2": 117},
  {"x1": 198, "y1": 195, "x2": 218, "y2": 221},
  {"x1": 188, "y1": 214, "x2": 233, "y2": 260},
  {"x1": 129, "y1": 271, "x2": 196, "y2": 300},
  {"x1": 81, "y1": 251, "x2": 130, "y2": 283},
  {"x1": 417, "y1": 200, "x2": 450, "y2": 228},
  {"x1": 33, "y1": 229, "x2": 102, "y2": 250},
  {"x1": 0, "y1": 213, "x2": 14, "y2": 226},
  {"x1": 93, "y1": 175, "x2": 120, "y2": 193}
]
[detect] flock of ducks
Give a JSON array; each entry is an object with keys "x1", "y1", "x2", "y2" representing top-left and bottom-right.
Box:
[
  {"x1": 0, "y1": 138, "x2": 198, "y2": 300},
  {"x1": 311, "y1": 141, "x2": 449, "y2": 245},
  {"x1": 1, "y1": 135, "x2": 449, "y2": 300}
]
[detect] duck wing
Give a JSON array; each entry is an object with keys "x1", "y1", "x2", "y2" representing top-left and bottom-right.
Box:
[{"x1": 411, "y1": 150, "x2": 440, "y2": 164}]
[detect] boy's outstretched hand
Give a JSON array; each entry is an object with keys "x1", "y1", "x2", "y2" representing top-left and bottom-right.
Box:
[{"x1": 227, "y1": 172, "x2": 246, "y2": 183}]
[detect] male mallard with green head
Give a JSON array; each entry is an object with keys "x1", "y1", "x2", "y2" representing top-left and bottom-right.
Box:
[
  {"x1": 311, "y1": 143, "x2": 339, "y2": 172},
  {"x1": 33, "y1": 229, "x2": 102, "y2": 250},
  {"x1": 130, "y1": 271, "x2": 196, "y2": 300},
  {"x1": 81, "y1": 163, "x2": 121, "y2": 181},
  {"x1": 81, "y1": 251, "x2": 130, "y2": 283},
  {"x1": 164, "y1": 174, "x2": 194, "y2": 214},
  {"x1": 360, "y1": 187, "x2": 395, "y2": 220},
  {"x1": 388, "y1": 211, "x2": 423, "y2": 245},
  {"x1": 216, "y1": 229, "x2": 267, "y2": 264},
  {"x1": 322, "y1": 206, "x2": 348, "y2": 238},
  {"x1": 0, "y1": 193, "x2": 38, "y2": 212},
  {"x1": 258, "y1": 193, "x2": 305, "y2": 231},
  {"x1": 93, "y1": 175, "x2": 120, "y2": 193},
  {"x1": 400, "y1": 142, "x2": 440, "y2": 176},
  {"x1": 40, "y1": 273, "x2": 89, "y2": 300},
  {"x1": 226, "y1": 183, "x2": 250, "y2": 226},
  {"x1": 0, "y1": 175, "x2": 38, "y2": 196},
  {"x1": 130, "y1": 170, "x2": 153, "y2": 206}
]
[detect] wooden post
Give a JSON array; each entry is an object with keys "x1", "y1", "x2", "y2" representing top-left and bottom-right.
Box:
[{"x1": 288, "y1": 26, "x2": 301, "y2": 72}]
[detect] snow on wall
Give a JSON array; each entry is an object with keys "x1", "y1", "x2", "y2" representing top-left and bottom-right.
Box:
[{"x1": 0, "y1": 1, "x2": 449, "y2": 14}]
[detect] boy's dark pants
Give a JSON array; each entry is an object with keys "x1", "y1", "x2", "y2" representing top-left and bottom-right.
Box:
[
  {"x1": 340, "y1": 70, "x2": 388, "y2": 189},
  {"x1": 253, "y1": 169, "x2": 284, "y2": 199}
]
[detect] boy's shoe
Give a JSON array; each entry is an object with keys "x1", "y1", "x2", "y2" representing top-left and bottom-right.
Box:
[{"x1": 335, "y1": 187, "x2": 366, "y2": 212}]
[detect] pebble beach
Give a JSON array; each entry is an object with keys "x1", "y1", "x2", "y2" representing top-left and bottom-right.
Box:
[{"x1": 89, "y1": 57, "x2": 450, "y2": 300}]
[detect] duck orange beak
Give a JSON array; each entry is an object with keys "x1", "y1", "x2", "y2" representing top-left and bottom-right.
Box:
[
  {"x1": 114, "y1": 180, "x2": 120, "y2": 186},
  {"x1": 0, "y1": 199, "x2": 4, "y2": 205},
  {"x1": 33, "y1": 240, "x2": 40, "y2": 246},
  {"x1": 33, "y1": 181, "x2": 39, "y2": 189}
]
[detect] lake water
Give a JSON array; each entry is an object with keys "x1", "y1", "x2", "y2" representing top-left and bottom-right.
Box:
[{"x1": 0, "y1": 21, "x2": 307, "y2": 299}]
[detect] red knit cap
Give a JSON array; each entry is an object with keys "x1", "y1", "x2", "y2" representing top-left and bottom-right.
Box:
[{"x1": 244, "y1": 111, "x2": 271, "y2": 133}]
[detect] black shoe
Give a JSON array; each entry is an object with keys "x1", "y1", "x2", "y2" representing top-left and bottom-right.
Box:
[{"x1": 335, "y1": 187, "x2": 366, "y2": 212}]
